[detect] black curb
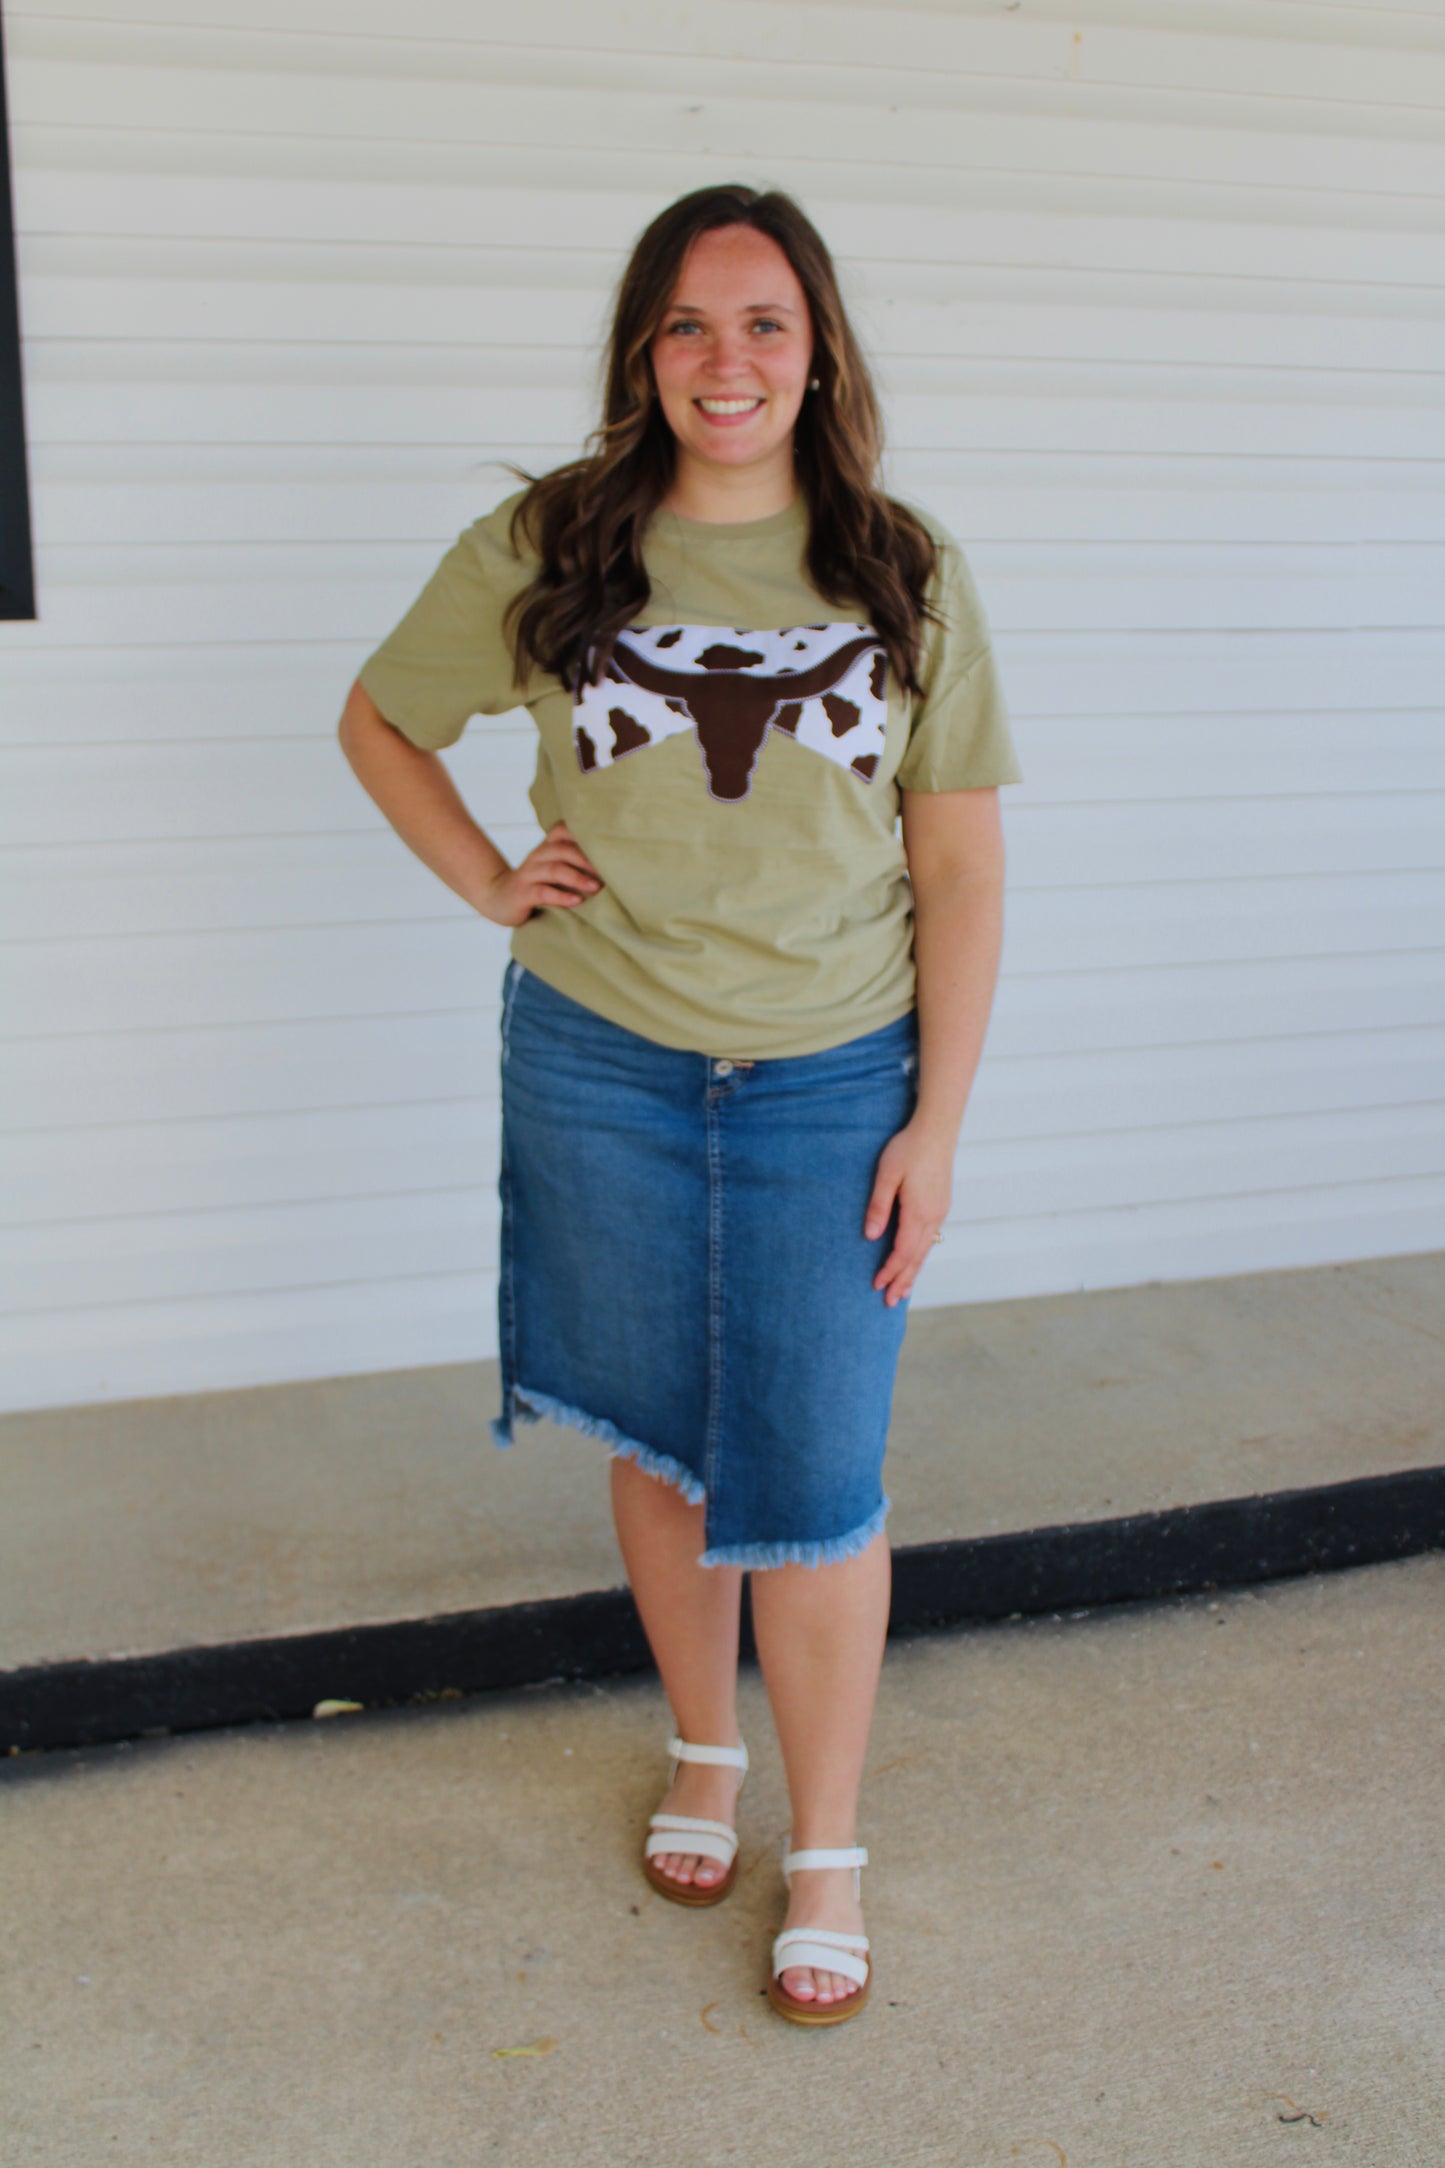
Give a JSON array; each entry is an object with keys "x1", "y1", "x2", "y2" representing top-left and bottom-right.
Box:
[{"x1": 4, "y1": 1463, "x2": 1443, "y2": 1756}]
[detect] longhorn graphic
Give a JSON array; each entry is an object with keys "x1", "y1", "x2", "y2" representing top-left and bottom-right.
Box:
[{"x1": 572, "y1": 624, "x2": 890, "y2": 802}]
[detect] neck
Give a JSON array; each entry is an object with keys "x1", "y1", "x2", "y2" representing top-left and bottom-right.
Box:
[{"x1": 659, "y1": 450, "x2": 798, "y2": 525}]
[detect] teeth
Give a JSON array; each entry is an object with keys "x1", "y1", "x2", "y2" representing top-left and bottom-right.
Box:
[{"x1": 698, "y1": 397, "x2": 763, "y2": 413}]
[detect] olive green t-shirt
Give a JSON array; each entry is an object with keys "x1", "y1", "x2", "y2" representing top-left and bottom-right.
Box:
[{"x1": 357, "y1": 487, "x2": 1022, "y2": 1059}]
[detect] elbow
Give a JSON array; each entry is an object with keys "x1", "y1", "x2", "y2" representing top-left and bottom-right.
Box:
[
  {"x1": 338, "y1": 676, "x2": 372, "y2": 733},
  {"x1": 338, "y1": 676, "x2": 393, "y2": 757}
]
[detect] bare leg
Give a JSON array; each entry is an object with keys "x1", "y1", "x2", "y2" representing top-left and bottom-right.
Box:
[
  {"x1": 609, "y1": 1455, "x2": 744, "y2": 1889},
  {"x1": 749, "y1": 1530, "x2": 891, "y2": 2007}
]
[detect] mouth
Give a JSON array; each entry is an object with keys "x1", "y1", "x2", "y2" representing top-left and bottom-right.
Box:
[{"x1": 694, "y1": 396, "x2": 765, "y2": 425}]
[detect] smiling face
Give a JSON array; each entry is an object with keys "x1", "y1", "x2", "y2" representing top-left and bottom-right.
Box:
[{"x1": 648, "y1": 224, "x2": 814, "y2": 508}]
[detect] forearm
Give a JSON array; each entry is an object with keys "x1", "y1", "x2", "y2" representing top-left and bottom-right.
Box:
[
  {"x1": 908, "y1": 867, "x2": 1005, "y2": 1144},
  {"x1": 337, "y1": 683, "x2": 510, "y2": 914}
]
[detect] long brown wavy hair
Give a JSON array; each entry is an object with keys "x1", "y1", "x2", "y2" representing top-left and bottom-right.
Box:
[{"x1": 497, "y1": 183, "x2": 943, "y2": 700}]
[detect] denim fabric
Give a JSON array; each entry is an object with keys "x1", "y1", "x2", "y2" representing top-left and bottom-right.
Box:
[{"x1": 491, "y1": 958, "x2": 920, "y2": 1569}]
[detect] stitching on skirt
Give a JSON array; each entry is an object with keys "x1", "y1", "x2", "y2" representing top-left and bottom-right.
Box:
[
  {"x1": 703, "y1": 1073, "x2": 725, "y2": 1518},
  {"x1": 496, "y1": 1116, "x2": 518, "y2": 1434},
  {"x1": 499, "y1": 956, "x2": 525, "y2": 1066},
  {"x1": 495, "y1": 962, "x2": 522, "y2": 1433}
]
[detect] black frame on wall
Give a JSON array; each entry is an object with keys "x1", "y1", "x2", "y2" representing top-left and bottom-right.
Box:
[{"x1": 0, "y1": 5, "x2": 35, "y2": 621}]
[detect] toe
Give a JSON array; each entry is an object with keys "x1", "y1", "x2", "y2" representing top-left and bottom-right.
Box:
[{"x1": 781, "y1": 1967, "x2": 817, "y2": 2001}]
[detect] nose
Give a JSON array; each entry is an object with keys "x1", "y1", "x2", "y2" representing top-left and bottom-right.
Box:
[{"x1": 695, "y1": 328, "x2": 755, "y2": 376}]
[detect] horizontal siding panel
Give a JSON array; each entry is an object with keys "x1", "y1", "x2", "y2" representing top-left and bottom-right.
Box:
[
  {"x1": 13, "y1": 38, "x2": 1445, "y2": 199},
  {"x1": 0, "y1": 649, "x2": 371, "y2": 745},
  {"x1": 5, "y1": 853, "x2": 1444, "y2": 971},
  {"x1": 16, "y1": 149, "x2": 1445, "y2": 289},
  {"x1": 0, "y1": 1271, "x2": 503, "y2": 1414},
  {"x1": 20, "y1": 366, "x2": 1445, "y2": 463},
  {"x1": 5, "y1": 1180, "x2": 1444, "y2": 1416},
  {"x1": 26, "y1": 467, "x2": 1445, "y2": 550},
  {"x1": 8, "y1": 715, "x2": 1445, "y2": 841},
  {"x1": 8, "y1": 1110, "x2": 1445, "y2": 1309},
  {"x1": 0, "y1": 1099, "x2": 497, "y2": 1226},
  {"x1": 18, "y1": 530, "x2": 1445, "y2": 620},
  {"x1": 11, "y1": 1, "x2": 1445, "y2": 108},
  {"x1": 6, "y1": 1088, "x2": 1442, "y2": 1234},
  {"x1": 0, "y1": 745, "x2": 539, "y2": 844},
  {"x1": 3, "y1": 1011, "x2": 1441, "y2": 1135},
  {"x1": 921, "y1": 1180, "x2": 1445, "y2": 1306},
  {"x1": 3, "y1": 922, "x2": 520, "y2": 1038},
  {"x1": 1003, "y1": 800, "x2": 1445, "y2": 885},
  {"x1": 5, "y1": 755, "x2": 1438, "y2": 882},
  {"x1": 11, "y1": 545, "x2": 1445, "y2": 649},
  {"x1": 19, "y1": 239, "x2": 1445, "y2": 376},
  {"x1": 4, "y1": 631, "x2": 1442, "y2": 746},
  {"x1": 6, "y1": 928, "x2": 1445, "y2": 1046},
  {"x1": 1005, "y1": 715, "x2": 1445, "y2": 800},
  {"x1": 1, "y1": 1185, "x2": 491, "y2": 1316}
]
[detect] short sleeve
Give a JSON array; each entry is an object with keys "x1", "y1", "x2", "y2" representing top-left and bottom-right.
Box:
[
  {"x1": 894, "y1": 521, "x2": 1022, "y2": 793},
  {"x1": 356, "y1": 490, "x2": 541, "y2": 751}
]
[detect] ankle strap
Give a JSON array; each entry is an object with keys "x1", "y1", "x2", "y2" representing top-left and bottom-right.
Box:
[
  {"x1": 669, "y1": 1735, "x2": 749, "y2": 1772},
  {"x1": 781, "y1": 1842, "x2": 868, "y2": 1892}
]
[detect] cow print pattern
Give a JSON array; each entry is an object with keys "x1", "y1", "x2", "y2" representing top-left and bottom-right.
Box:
[{"x1": 573, "y1": 623, "x2": 889, "y2": 802}]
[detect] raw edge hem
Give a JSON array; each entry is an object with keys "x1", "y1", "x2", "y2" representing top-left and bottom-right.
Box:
[
  {"x1": 699, "y1": 1494, "x2": 891, "y2": 1573},
  {"x1": 491, "y1": 1382, "x2": 707, "y2": 1508}
]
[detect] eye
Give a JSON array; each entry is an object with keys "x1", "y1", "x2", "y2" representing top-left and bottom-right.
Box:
[
  {"x1": 752, "y1": 318, "x2": 783, "y2": 333},
  {"x1": 665, "y1": 318, "x2": 701, "y2": 336}
]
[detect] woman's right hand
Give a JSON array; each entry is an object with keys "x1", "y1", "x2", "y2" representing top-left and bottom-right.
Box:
[{"x1": 476, "y1": 819, "x2": 606, "y2": 928}]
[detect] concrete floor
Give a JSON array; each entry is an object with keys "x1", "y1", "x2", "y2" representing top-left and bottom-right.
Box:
[
  {"x1": 4, "y1": 1550, "x2": 1442, "y2": 2166},
  {"x1": 4, "y1": 1252, "x2": 1443, "y2": 1670}
]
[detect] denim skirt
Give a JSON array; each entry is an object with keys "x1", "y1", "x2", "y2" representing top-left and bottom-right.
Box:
[{"x1": 490, "y1": 958, "x2": 920, "y2": 1569}]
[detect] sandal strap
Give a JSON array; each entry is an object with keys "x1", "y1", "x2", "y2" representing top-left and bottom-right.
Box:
[
  {"x1": 781, "y1": 1843, "x2": 867, "y2": 1900},
  {"x1": 648, "y1": 1813, "x2": 738, "y2": 1842},
  {"x1": 782, "y1": 1844, "x2": 867, "y2": 1880},
  {"x1": 644, "y1": 1813, "x2": 738, "y2": 1868},
  {"x1": 771, "y1": 1928, "x2": 870, "y2": 1987},
  {"x1": 668, "y1": 1736, "x2": 748, "y2": 1772}
]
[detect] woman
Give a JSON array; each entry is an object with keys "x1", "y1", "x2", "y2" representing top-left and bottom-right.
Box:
[{"x1": 337, "y1": 184, "x2": 1021, "y2": 2026}]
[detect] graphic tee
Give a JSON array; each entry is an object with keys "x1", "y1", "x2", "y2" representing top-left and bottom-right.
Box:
[{"x1": 357, "y1": 488, "x2": 1023, "y2": 1059}]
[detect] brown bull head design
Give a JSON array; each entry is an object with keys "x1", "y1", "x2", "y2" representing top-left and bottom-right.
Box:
[{"x1": 574, "y1": 625, "x2": 889, "y2": 802}]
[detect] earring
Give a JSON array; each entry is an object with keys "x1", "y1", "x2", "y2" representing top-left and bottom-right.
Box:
[{"x1": 808, "y1": 377, "x2": 820, "y2": 391}]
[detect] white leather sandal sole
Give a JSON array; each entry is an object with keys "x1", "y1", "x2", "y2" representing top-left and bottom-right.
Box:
[
  {"x1": 767, "y1": 1843, "x2": 871, "y2": 2026},
  {"x1": 641, "y1": 1735, "x2": 748, "y2": 1908}
]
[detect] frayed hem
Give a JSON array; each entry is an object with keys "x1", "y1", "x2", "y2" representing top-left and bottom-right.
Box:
[
  {"x1": 698, "y1": 1494, "x2": 891, "y2": 1572},
  {"x1": 491, "y1": 1382, "x2": 707, "y2": 1508}
]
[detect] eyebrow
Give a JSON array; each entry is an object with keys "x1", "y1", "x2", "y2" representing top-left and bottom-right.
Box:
[{"x1": 663, "y1": 300, "x2": 798, "y2": 315}]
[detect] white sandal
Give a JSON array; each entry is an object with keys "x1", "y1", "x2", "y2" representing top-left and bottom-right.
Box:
[
  {"x1": 641, "y1": 1736, "x2": 749, "y2": 1907},
  {"x1": 767, "y1": 1843, "x2": 871, "y2": 2025}
]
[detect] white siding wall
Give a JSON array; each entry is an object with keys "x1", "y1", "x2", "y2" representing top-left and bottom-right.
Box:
[{"x1": 2, "y1": 0, "x2": 1442, "y2": 1412}]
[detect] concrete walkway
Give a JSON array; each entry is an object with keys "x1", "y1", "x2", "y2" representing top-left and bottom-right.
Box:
[
  {"x1": 3, "y1": 1252, "x2": 1442, "y2": 1669},
  {"x1": 4, "y1": 1550, "x2": 1441, "y2": 2166}
]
